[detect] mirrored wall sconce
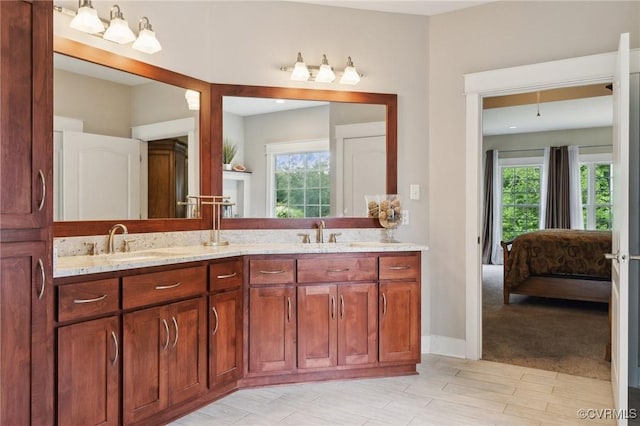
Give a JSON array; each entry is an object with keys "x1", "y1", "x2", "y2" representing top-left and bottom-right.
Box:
[
  {"x1": 55, "y1": 1, "x2": 162, "y2": 54},
  {"x1": 184, "y1": 89, "x2": 200, "y2": 110},
  {"x1": 281, "y1": 52, "x2": 363, "y2": 85}
]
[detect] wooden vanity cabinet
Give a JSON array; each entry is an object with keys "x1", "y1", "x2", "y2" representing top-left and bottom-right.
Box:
[
  {"x1": 247, "y1": 257, "x2": 297, "y2": 375},
  {"x1": 122, "y1": 266, "x2": 207, "y2": 425},
  {"x1": 379, "y1": 254, "x2": 421, "y2": 363},
  {"x1": 56, "y1": 277, "x2": 120, "y2": 426},
  {"x1": 296, "y1": 255, "x2": 378, "y2": 370},
  {"x1": 209, "y1": 258, "x2": 243, "y2": 387}
]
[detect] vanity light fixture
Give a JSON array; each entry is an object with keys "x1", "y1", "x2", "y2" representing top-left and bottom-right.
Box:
[
  {"x1": 132, "y1": 17, "x2": 162, "y2": 54},
  {"x1": 281, "y1": 52, "x2": 363, "y2": 85},
  {"x1": 102, "y1": 5, "x2": 135, "y2": 44},
  {"x1": 185, "y1": 89, "x2": 200, "y2": 111},
  {"x1": 55, "y1": 3, "x2": 162, "y2": 54},
  {"x1": 69, "y1": 0, "x2": 104, "y2": 34}
]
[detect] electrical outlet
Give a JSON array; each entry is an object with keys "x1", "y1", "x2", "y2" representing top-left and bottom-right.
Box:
[
  {"x1": 402, "y1": 210, "x2": 409, "y2": 225},
  {"x1": 410, "y1": 184, "x2": 420, "y2": 200}
]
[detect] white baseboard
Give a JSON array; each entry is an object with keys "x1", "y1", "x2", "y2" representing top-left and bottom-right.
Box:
[{"x1": 422, "y1": 335, "x2": 466, "y2": 358}]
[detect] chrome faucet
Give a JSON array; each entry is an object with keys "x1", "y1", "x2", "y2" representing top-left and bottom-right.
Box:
[
  {"x1": 107, "y1": 223, "x2": 128, "y2": 254},
  {"x1": 316, "y1": 220, "x2": 325, "y2": 243}
]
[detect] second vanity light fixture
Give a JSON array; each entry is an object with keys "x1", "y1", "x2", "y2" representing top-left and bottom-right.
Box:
[
  {"x1": 59, "y1": 1, "x2": 162, "y2": 54},
  {"x1": 282, "y1": 52, "x2": 362, "y2": 85}
]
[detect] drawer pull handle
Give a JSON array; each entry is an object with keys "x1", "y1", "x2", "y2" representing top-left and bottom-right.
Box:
[
  {"x1": 382, "y1": 293, "x2": 387, "y2": 316},
  {"x1": 73, "y1": 294, "x2": 107, "y2": 304},
  {"x1": 161, "y1": 319, "x2": 170, "y2": 351},
  {"x1": 388, "y1": 265, "x2": 411, "y2": 270},
  {"x1": 37, "y1": 169, "x2": 46, "y2": 211},
  {"x1": 216, "y1": 272, "x2": 237, "y2": 279},
  {"x1": 212, "y1": 307, "x2": 219, "y2": 335},
  {"x1": 171, "y1": 316, "x2": 179, "y2": 348},
  {"x1": 259, "y1": 269, "x2": 285, "y2": 275},
  {"x1": 155, "y1": 282, "x2": 181, "y2": 290},
  {"x1": 111, "y1": 331, "x2": 119, "y2": 367},
  {"x1": 287, "y1": 297, "x2": 292, "y2": 322},
  {"x1": 340, "y1": 295, "x2": 345, "y2": 318},
  {"x1": 36, "y1": 258, "x2": 45, "y2": 300},
  {"x1": 327, "y1": 268, "x2": 350, "y2": 273}
]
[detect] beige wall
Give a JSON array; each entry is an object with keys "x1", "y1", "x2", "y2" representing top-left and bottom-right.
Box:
[{"x1": 428, "y1": 1, "x2": 640, "y2": 340}]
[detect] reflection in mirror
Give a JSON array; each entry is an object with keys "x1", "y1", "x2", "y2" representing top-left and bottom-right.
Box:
[
  {"x1": 53, "y1": 37, "x2": 211, "y2": 237},
  {"x1": 223, "y1": 97, "x2": 387, "y2": 218},
  {"x1": 211, "y1": 84, "x2": 398, "y2": 230}
]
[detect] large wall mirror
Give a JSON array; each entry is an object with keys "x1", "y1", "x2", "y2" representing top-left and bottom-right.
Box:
[
  {"x1": 53, "y1": 37, "x2": 212, "y2": 237},
  {"x1": 212, "y1": 84, "x2": 397, "y2": 230}
]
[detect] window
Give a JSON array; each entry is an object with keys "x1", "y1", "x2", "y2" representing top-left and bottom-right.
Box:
[
  {"x1": 580, "y1": 154, "x2": 613, "y2": 230},
  {"x1": 266, "y1": 140, "x2": 330, "y2": 218},
  {"x1": 501, "y1": 163, "x2": 542, "y2": 241}
]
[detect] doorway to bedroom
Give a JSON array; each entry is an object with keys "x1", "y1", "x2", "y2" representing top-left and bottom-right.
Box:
[{"x1": 480, "y1": 85, "x2": 613, "y2": 381}]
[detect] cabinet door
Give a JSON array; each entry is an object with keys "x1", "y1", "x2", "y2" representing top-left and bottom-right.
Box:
[
  {"x1": 338, "y1": 283, "x2": 378, "y2": 366},
  {"x1": 123, "y1": 306, "x2": 170, "y2": 424},
  {"x1": 248, "y1": 287, "x2": 296, "y2": 374},
  {"x1": 168, "y1": 298, "x2": 206, "y2": 406},
  {"x1": 58, "y1": 317, "x2": 120, "y2": 426},
  {"x1": 379, "y1": 282, "x2": 420, "y2": 363},
  {"x1": 210, "y1": 289, "x2": 242, "y2": 387},
  {"x1": 0, "y1": 0, "x2": 51, "y2": 231},
  {"x1": 297, "y1": 285, "x2": 337, "y2": 369},
  {"x1": 0, "y1": 241, "x2": 52, "y2": 425}
]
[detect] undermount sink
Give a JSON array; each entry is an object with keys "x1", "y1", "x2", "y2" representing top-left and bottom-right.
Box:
[
  {"x1": 349, "y1": 241, "x2": 411, "y2": 248},
  {"x1": 104, "y1": 250, "x2": 189, "y2": 263}
]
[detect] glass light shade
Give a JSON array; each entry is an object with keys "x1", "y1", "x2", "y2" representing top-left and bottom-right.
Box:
[
  {"x1": 340, "y1": 66, "x2": 361, "y2": 85},
  {"x1": 103, "y1": 18, "x2": 136, "y2": 44},
  {"x1": 185, "y1": 90, "x2": 200, "y2": 111},
  {"x1": 69, "y1": 6, "x2": 105, "y2": 34},
  {"x1": 290, "y1": 61, "x2": 310, "y2": 81},
  {"x1": 315, "y1": 64, "x2": 335, "y2": 83},
  {"x1": 132, "y1": 29, "x2": 162, "y2": 54}
]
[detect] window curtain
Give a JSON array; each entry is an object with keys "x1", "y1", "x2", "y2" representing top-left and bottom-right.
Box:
[
  {"x1": 490, "y1": 150, "x2": 503, "y2": 265},
  {"x1": 540, "y1": 147, "x2": 550, "y2": 229},
  {"x1": 482, "y1": 150, "x2": 494, "y2": 264},
  {"x1": 568, "y1": 145, "x2": 584, "y2": 229},
  {"x1": 544, "y1": 146, "x2": 571, "y2": 229}
]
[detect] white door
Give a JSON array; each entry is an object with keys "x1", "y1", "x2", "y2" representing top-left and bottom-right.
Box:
[
  {"x1": 343, "y1": 135, "x2": 386, "y2": 216},
  {"x1": 610, "y1": 32, "x2": 630, "y2": 418},
  {"x1": 62, "y1": 131, "x2": 141, "y2": 220}
]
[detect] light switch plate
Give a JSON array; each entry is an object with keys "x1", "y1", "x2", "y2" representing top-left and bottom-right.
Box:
[{"x1": 410, "y1": 184, "x2": 420, "y2": 200}]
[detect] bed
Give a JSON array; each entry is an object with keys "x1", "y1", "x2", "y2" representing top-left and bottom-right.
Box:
[{"x1": 500, "y1": 229, "x2": 612, "y2": 359}]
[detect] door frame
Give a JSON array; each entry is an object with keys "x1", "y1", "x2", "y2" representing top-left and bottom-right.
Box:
[{"x1": 464, "y1": 48, "x2": 640, "y2": 361}]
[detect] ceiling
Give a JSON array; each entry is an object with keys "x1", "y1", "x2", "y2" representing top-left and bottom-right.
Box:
[{"x1": 288, "y1": 0, "x2": 492, "y2": 16}]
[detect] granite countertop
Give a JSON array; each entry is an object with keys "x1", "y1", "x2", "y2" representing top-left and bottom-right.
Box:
[{"x1": 55, "y1": 242, "x2": 429, "y2": 278}]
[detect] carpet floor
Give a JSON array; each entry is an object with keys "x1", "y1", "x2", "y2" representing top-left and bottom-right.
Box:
[{"x1": 482, "y1": 264, "x2": 611, "y2": 381}]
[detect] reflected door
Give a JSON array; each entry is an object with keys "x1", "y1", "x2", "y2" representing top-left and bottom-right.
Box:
[{"x1": 62, "y1": 131, "x2": 141, "y2": 220}]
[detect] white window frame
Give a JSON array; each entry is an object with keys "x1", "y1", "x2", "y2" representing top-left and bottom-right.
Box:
[
  {"x1": 265, "y1": 139, "x2": 330, "y2": 218},
  {"x1": 579, "y1": 152, "x2": 613, "y2": 230}
]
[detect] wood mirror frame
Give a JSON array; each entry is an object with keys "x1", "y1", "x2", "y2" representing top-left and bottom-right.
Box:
[
  {"x1": 211, "y1": 84, "x2": 397, "y2": 230},
  {"x1": 53, "y1": 37, "x2": 212, "y2": 237}
]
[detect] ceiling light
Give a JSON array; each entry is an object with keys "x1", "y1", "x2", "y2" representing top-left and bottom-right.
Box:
[
  {"x1": 339, "y1": 56, "x2": 360, "y2": 85},
  {"x1": 103, "y1": 5, "x2": 135, "y2": 44},
  {"x1": 290, "y1": 52, "x2": 310, "y2": 81},
  {"x1": 185, "y1": 90, "x2": 200, "y2": 111},
  {"x1": 315, "y1": 54, "x2": 335, "y2": 83},
  {"x1": 280, "y1": 52, "x2": 363, "y2": 85},
  {"x1": 69, "y1": 0, "x2": 104, "y2": 34},
  {"x1": 132, "y1": 17, "x2": 162, "y2": 54}
]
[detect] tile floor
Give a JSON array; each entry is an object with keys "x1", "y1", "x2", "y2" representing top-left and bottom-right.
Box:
[{"x1": 170, "y1": 355, "x2": 615, "y2": 425}]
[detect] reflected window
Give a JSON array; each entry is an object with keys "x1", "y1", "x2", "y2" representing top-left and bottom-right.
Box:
[
  {"x1": 266, "y1": 139, "x2": 330, "y2": 218},
  {"x1": 580, "y1": 155, "x2": 613, "y2": 230}
]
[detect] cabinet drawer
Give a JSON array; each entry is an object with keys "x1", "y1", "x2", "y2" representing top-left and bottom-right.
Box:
[
  {"x1": 58, "y1": 278, "x2": 120, "y2": 322},
  {"x1": 249, "y1": 259, "x2": 295, "y2": 285},
  {"x1": 123, "y1": 266, "x2": 206, "y2": 309},
  {"x1": 210, "y1": 258, "x2": 243, "y2": 291},
  {"x1": 297, "y1": 256, "x2": 377, "y2": 283},
  {"x1": 379, "y1": 254, "x2": 420, "y2": 280}
]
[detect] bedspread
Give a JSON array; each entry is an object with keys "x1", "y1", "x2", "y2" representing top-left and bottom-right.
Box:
[{"x1": 504, "y1": 229, "x2": 612, "y2": 290}]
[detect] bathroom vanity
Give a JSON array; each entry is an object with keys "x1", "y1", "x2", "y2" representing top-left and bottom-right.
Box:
[{"x1": 54, "y1": 245, "x2": 423, "y2": 425}]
